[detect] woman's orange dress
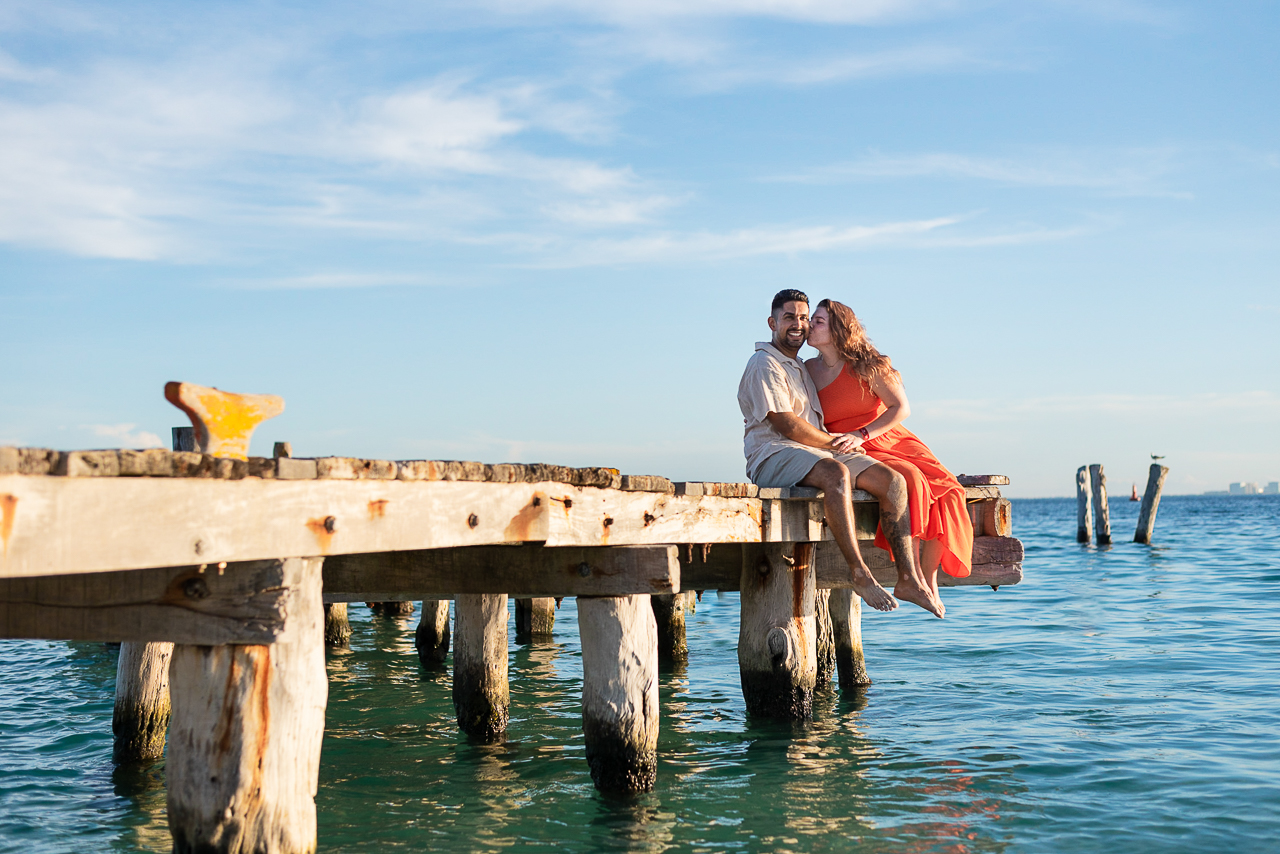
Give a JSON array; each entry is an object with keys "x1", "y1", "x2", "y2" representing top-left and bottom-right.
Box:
[{"x1": 817, "y1": 367, "x2": 973, "y2": 578}]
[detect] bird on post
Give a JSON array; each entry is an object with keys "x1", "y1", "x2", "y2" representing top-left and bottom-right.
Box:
[
  {"x1": 164, "y1": 381, "x2": 284, "y2": 460},
  {"x1": 1151, "y1": 454, "x2": 1166, "y2": 461}
]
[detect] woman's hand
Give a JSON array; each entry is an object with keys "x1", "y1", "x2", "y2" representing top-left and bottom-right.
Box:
[{"x1": 829, "y1": 433, "x2": 864, "y2": 454}]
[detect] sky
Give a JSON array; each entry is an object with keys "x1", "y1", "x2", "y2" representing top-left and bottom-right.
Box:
[{"x1": 1, "y1": 0, "x2": 1277, "y2": 497}]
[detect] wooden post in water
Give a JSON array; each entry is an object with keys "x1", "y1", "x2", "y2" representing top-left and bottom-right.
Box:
[
  {"x1": 1076, "y1": 466, "x2": 1093, "y2": 543},
  {"x1": 452, "y1": 594, "x2": 509, "y2": 740},
  {"x1": 368, "y1": 600, "x2": 415, "y2": 617},
  {"x1": 415, "y1": 599, "x2": 450, "y2": 667},
  {"x1": 112, "y1": 641, "x2": 173, "y2": 762},
  {"x1": 112, "y1": 427, "x2": 191, "y2": 762},
  {"x1": 738, "y1": 542, "x2": 817, "y2": 719},
  {"x1": 829, "y1": 588, "x2": 871, "y2": 689},
  {"x1": 323, "y1": 603, "x2": 351, "y2": 646},
  {"x1": 514, "y1": 597, "x2": 555, "y2": 644},
  {"x1": 1089, "y1": 464, "x2": 1112, "y2": 545},
  {"x1": 814, "y1": 588, "x2": 835, "y2": 689},
  {"x1": 1134, "y1": 464, "x2": 1170, "y2": 544},
  {"x1": 650, "y1": 593, "x2": 688, "y2": 664},
  {"x1": 166, "y1": 557, "x2": 326, "y2": 854},
  {"x1": 578, "y1": 594, "x2": 659, "y2": 792}
]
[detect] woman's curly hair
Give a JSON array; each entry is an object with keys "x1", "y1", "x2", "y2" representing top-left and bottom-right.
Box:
[{"x1": 817, "y1": 299, "x2": 900, "y2": 389}]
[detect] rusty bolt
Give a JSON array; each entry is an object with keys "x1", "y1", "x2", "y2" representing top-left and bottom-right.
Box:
[
  {"x1": 323, "y1": 515, "x2": 337, "y2": 534},
  {"x1": 183, "y1": 577, "x2": 210, "y2": 600},
  {"x1": 467, "y1": 513, "x2": 479, "y2": 529},
  {"x1": 643, "y1": 512, "x2": 656, "y2": 526},
  {"x1": 603, "y1": 516, "x2": 613, "y2": 528},
  {"x1": 564, "y1": 498, "x2": 573, "y2": 509},
  {"x1": 532, "y1": 497, "x2": 542, "y2": 507},
  {"x1": 578, "y1": 562, "x2": 591, "y2": 577},
  {"x1": 193, "y1": 539, "x2": 204, "y2": 556}
]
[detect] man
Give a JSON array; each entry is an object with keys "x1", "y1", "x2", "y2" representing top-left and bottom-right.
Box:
[{"x1": 737, "y1": 289, "x2": 943, "y2": 617}]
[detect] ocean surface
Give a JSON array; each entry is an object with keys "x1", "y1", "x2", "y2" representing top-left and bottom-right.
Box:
[{"x1": 2, "y1": 495, "x2": 1278, "y2": 853}]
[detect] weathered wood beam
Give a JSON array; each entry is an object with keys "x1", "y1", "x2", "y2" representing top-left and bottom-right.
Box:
[
  {"x1": 650, "y1": 593, "x2": 688, "y2": 664},
  {"x1": 829, "y1": 589, "x2": 870, "y2": 689},
  {"x1": 166, "y1": 557, "x2": 325, "y2": 854},
  {"x1": 0, "y1": 559, "x2": 299, "y2": 644},
  {"x1": 323, "y1": 603, "x2": 351, "y2": 646},
  {"x1": 322, "y1": 544, "x2": 680, "y2": 601},
  {"x1": 0, "y1": 476, "x2": 758, "y2": 577},
  {"x1": 679, "y1": 538, "x2": 1024, "y2": 592},
  {"x1": 113, "y1": 641, "x2": 173, "y2": 763}
]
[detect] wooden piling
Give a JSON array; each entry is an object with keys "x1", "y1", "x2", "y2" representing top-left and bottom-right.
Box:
[
  {"x1": 415, "y1": 599, "x2": 451, "y2": 667},
  {"x1": 514, "y1": 597, "x2": 555, "y2": 644},
  {"x1": 650, "y1": 592, "x2": 688, "y2": 664},
  {"x1": 166, "y1": 557, "x2": 326, "y2": 854},
  {"x1": 578, "y1": 594, "x2": 659, "y2": 793},
  {"x1": 112, "y1": 641, "x2": 173, "y2": 762},
  {"x1": 452, "y1": 594, "x2": 509, "y2": 740},
  {"x1": 829, "y1": 588, "x2": 871, "y2": 689},
  {"x1": 737, "y1": 542, "x2": 817, "y2": 719},
  {"x1": 368, "y1": 601, "x2": 415, "y2": 617},
  {"x1": 1089, "y1": 464, "x2": 1112, "y2": 545},
  {"x1": 1076, "y1": 466, "x2": 1093, "y2": 543},
  {"x1": 323, "y1": 603, "x2": 351, "y2": 647},
  {"x1": 814, "y1": 588, "x2": 835, "y2": 689},
  {"x1": 1134, "y1": 464, "x2": 1170, "y2": 544}
]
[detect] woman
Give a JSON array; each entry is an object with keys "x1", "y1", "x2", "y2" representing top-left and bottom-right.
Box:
[{"x1": 806, "y1": 299, "x2": 973, "y2": 610}]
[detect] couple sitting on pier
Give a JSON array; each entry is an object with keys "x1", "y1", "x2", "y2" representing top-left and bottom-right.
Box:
[{"x1": 737, "y1": 289, "x2": 973, "y2": 618}]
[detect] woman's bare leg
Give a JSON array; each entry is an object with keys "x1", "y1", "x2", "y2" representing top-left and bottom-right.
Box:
[{"x1": 918, "y1": 538, "x2": 945, "y2": 617}]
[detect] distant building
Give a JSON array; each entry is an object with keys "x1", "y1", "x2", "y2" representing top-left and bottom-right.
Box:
[
  {"x1": 1266, "y1": 482, "x2": 1280, "y2": 495},
  {"x1": 1229, "y1": 482, "x2": 1262, "y2": 495}
]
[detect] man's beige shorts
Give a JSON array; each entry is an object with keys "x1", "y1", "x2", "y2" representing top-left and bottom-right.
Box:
[{"x1": 752, "y1": 445, "x2": 877, "y2": 489}]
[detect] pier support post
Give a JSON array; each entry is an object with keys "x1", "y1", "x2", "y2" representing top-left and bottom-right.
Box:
[
  {"x1": 514, "y1": 597, "x2": 555, "y2": 644},
  {"x1": 578, "y1": 594, "x2": 659, "y2": 793},
  {"x1": 650, "y1": 593, "x2": 688, "y2": 664},
  {"x1": 166, "y1": 557, "x2": 326, "y2": 854},
  {"x1": 814, "y1": 588, "x2": 835, "y2": 689},
  {"x1": 1076, "y1": 466, "x2": 1093, "y2": 543},
  {"x1": 829, "y1": 588, "x2": 871, "y2": 689},
  {"x1": 1089, "y1": 464, "x2": 1112, "y2": 545},
  {"x1": 1134, "y1": 464, "x2": 1170, "y2": 544},
  {"x1": 738, "y1": 543, "x2": 817, "y2": 720},
  {"x1": 452, "y1": 594, "x2": 509, "y2": 740},
  {"x1": 112, "y1": 641, "x2": 173, "y2": 762},
  {"x1": 415, "y1": 599, "x2": 450, "y2": 668},
  {"x1": 368, "y1": 601, "x2": 415, "y2": 618},
  {"x1": 323, "y1": 603, "x2": 351, "y2": 647}
]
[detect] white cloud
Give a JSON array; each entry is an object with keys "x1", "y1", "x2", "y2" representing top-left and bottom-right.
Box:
[
  {"x1": 87, "y1": 423, "x2": 164, "y2": 448},
  {"x1": 775, "y1": 148, "x2": 1190, "y2": 196},
  {"x1": 467, "y1": 0, "x2": 957, "y2": 25},
  {"x1": 523, "y1": 215, "x2": 960, "y2": 266}
]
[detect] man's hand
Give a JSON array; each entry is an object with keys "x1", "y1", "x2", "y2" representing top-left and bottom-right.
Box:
[{"x1": 829, "y1": 433, "x2": 864, "y2": 454}]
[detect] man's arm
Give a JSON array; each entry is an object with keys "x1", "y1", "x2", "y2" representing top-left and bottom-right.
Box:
[{"x1": 766, "y1": 412, "x2": 860, "y2": 453}]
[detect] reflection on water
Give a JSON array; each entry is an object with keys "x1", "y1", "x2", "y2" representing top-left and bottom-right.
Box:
[{"x1": 2, "y1": 498, "x2": 1279, "y2": 852}]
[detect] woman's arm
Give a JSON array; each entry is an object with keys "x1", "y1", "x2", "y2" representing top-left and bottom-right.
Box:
[
  {"x1": 861, "y1": 373, "x2": 911, "y2": 441},
  {"x1": 765, "y1": 412, "x2": 861, "y2": 453}
]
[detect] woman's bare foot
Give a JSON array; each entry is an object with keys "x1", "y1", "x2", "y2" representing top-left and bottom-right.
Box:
[
  {"x1": 893, "y1": 574, "x2": 944, "y2": 618},
  {"x1": 851, "y1": 566, "x2": 898, "y2": 612}
]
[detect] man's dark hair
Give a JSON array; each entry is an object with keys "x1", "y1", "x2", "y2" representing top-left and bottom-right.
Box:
[{"x1": 771, "y1": 289, "x2": 809, "y2": 313}]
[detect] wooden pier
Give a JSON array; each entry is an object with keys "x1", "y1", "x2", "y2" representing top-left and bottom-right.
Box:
[{"x1": 0, "y1": 387, "x2": 1023, "y2": 853}]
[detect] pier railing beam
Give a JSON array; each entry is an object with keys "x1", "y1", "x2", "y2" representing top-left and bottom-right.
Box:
[
  {"x1": 415, "y1": 599, "x2": 450, "y2": 668},
  {"x1": 1134, "y1": 464, "x2": 1170, "y2": 544},
  {"x1": 829, "y1": 589, "x2": 871, "y2": 689},
  {"x1": 514, "y1": 597, "x2": 555, "y2": 644},
  {"x1": 738, "y1": 542, "x2": 817, "y2": 720},
  {"x1": 452, "y1": 594, "x2": 509, "y2": 740},
  {"x1": 650, "y1": 593, "x2": 688, "y2": 664},
  {"x1": 578, "y1": 594, "x2": 659, "y2": 793},
  {"x1": 112, "y1": 641, "x2": 173, "y2": 763},
  {"x1": 1089, "y1": 464, "x2": 1112, "y2": 545},
  {"x1": 166, "y1": 556, "x2": 326, "y2": 854}
]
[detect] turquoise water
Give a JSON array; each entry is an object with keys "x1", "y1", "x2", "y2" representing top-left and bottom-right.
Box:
[{"x1": 2, "y1": 496, "x2": 1279, "y2": 852}]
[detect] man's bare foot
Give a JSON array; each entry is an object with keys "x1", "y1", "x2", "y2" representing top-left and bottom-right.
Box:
[
  {"x1": 851, "y1": 567, "x2": 898, "y2": 612},
  {"x1": 894, "y1": 575, "x2": 944, "y2": 618}
]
